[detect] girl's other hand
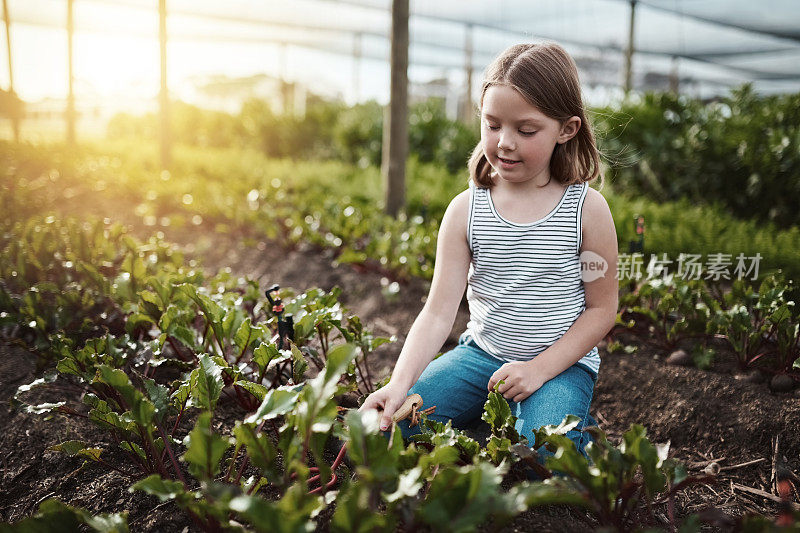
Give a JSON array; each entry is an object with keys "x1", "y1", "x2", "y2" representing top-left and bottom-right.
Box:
[
  {"x1": 487, "y1": 361, "x2": 545, "y2": 403},
  {"x1": 358, "y1": 382, "x2": 411, "y2": 431}
]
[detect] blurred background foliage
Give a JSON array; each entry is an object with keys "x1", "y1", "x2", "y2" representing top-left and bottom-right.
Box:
[
  {"x1": 595, "y1": 85, "x2": 800, "y2": 228},
  {"x1": 104, "y1": 84, "x2": 800, "y2": 229},
  {"x1": 107, "y1": 96, "x2": 480, "y2": 175}
]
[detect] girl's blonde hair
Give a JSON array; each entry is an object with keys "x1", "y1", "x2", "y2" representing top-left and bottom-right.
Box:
[{"x1": 468, "y1": 42, "x2": 602, "y2": 189}]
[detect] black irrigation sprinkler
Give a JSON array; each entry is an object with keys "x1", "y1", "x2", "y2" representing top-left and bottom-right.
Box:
[
  {"x1": 265, "y1": 284, "x2": 295, "y2": 383},
  {"x1": 628, "y1": 214, "x2": 645, "y2": 254}
]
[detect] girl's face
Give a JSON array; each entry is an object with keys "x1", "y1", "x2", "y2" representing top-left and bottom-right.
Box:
[{"x1": 480, "y1": 84, "x2": 580, "y2": 186}]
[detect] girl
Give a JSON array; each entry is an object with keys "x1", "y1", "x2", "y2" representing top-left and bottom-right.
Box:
[{"x1": 360, "y1": 42, "x2": 618, "y2": 461}]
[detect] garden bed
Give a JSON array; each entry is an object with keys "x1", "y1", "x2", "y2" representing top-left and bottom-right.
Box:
[{"x1": 3, "y1": 229, "x2": 796, "y2": 531}]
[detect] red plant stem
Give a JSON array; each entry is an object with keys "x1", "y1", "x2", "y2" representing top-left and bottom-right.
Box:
[
  {"x1": 355, "y1": 356, "x2": 372, "y2": 395},
  {"x1": 315, "y1": 326, "x2": 323, "y2": 355},
  {"x1": 121, "y1": 435, "x2": 150, "y2": 473},
  {"x1": 139, "y1": 426, "x2": 167, "y2": 477},
  {"x1": 235, "y1": 331, "x2": 252, "y2": 364},
  {"x1": 237, "y1": 456, "x2": 251, "y2": 487},
  {"x1": 213, "y1": 328, "x2": 225, "y2": 358},
  {"x1": 667, "y1": 493, "x2": 676, "y2": 532},
  {"x1": 241, "y1": 419, "x2": 272, "y2": 492},
  {"x1": 307, "y1": 444, "x2": 347, "y2": 495},
  {"x1": 224, "y1": 445, "x2": 242, "y2": 483},
  {"x1": 233, "y1": 384, "x2": 247, "y2": 408},
  {"x1": 222, "y1": 388, "x2": 238, "y2": 404},
  {"x1": 353, "y1": 356, "x2": 367, "y2": 390},
  {"x1": 97, "y1": 457, "x2": 133, "y2": 477},
  {"x1": 57, "y1": 406, "x2": 90, "y2": 419},
  {"x1": 171, "y1": 397, "x2": 188, "y2": 436},
  {"x1": 167, "y1": 336, "x2": 186, "y2": 361},
  {"x1": 201, "y1": 321, "x2": 209, "y2": 349},
  {"x1": 269, "y1": 360, "x2": 288, "y2": 389},
  {"x1": 362, "y1": 350, "x2": 374, "y2": 392},
  {"x1": 157, "y1": 422, "x2": 187, "y2": 486}
]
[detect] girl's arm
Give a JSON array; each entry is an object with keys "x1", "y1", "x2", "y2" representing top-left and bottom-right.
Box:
[
  {"x1": 489, "y1": 187, "x2": 619, "y2": 402},
  {"x1": 359, "y1": 189, "x2": 472, "y2": 427},
  {"x1": 389, "y1": 189, "x2": 472, "y2": 391}
]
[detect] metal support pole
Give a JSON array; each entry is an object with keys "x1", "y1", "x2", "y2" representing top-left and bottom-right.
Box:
[
  {"x1": 66, "y1": 0, "x2": 75, "y2": 145},
  {"x1": 669, "y1": 55, "x2": 679, "y2": 93},
  {"x1": 382, "y1": 0, "x2": 409, "y2": 217},
  {"x1": 2, "y1": 0, "x2": 18, "y2": 142},
  {"x1": 623, "y1": 0, "x2": 637, "y2": 95},
  {"x1": 462, "y1": 23, "x2": 473, "y2": 123},
  {"x1": 159, "y1": 0, "x2": 171, "y2": 169},
  {"x1": 352, "y1": 32, "x2": 362, "y2": 103}
]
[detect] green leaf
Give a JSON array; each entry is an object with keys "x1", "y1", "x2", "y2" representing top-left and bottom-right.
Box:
[
  {"x1": 170, "y1": 326, "x2": 198, "y2": 351},
  {"x1": 171, "y1": 380, "x2": 192, "y2": 411},
  {"x1": 481, "y1": 391, "x2": 522, "y2": 443},
  {"x1": 517, "y1": 478, "x2": 591, "y2": 509},
  {"x1": 252, "y1": 342, "x2": 282, "y2": 373},
  {"x1": 331, "y1": 480, "x2": 396, "y2": 533},
  {"x1": 382, "y1": 466, "x2": 423, "y2": 502},
  {"x1": 119, "y1": 441, "x2": 147, "y2": 461},
  {"x1": 85, "y1": 395, "x2": 136, "y2": 437},
  {"x1": 531, "y1": 414, "x2": 582, "y2": 450},
  {"x1": 481, "y1": 391, "x2": 513, "y2": 430},
  {"x1": 342, "y1": 408, "x2": 404, "y2": 485},
  {"x1": 95, "y1": 366, "x2": 154, "y2": 427},
  {"x1": 321, "y1": 343, "x2": 357, "y2": 387},
  {"x1": 416, "y1": 461, "x2": 521, "y2": 532},
  {"x1": 131, "y1": 474, "x2": 195, "y2": 506},
  {"x1": 234, "y1": 317, "x2": 266, "y2": 354},
  {"x1": 48, "y1": 440, "x2": 103, "y2": 462},
  {"x1": 125, "y1": 313, "x2": 155, "y2": 335},
  {"x1": 244, "y1": 386, "x2": 301, "y2": 425},
  {"x1": 138, "y1": 293, "x2": 162, "y2": 323},
  {"x1": 290, "y1": 343, "x2": 308, "y2": 383},
  {"x1": 143, "y1": 377, "x2": 171, "y2": 423},
  {"x1": 5, "y1": 498, "x2": 130, "y2": 533},
  {"x1": 232, "y1": 423, "x2": 279, "y2": 481},
  {"x1": 229, "y1": 482, "x2": 324, "y2": 533},
  {"x1": 234, "y1": 380, "x2": 268, "y2": 403},
  {"x1": 21, "y1": 402, "x2": 66, "y2": 415},
  {"x1": 158, "y1": 305, "x2": 181, "y2": 334},
  {"x1": 190, "y1": 353, "x2": 224, "y2": 412},
  {"x1": 182, "y1": 411, "x2": 231, "y2": 481},
  {"x1": 179, "y1": 284, "x2": 225, "y2": 350}
]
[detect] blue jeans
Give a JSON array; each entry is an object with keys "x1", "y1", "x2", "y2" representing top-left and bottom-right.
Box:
[{"x1": 384, "y1": 332, "x2": 598, "y2": 463}]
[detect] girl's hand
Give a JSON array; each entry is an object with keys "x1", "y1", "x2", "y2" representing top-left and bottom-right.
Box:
[
  {"x1": 487, "y1": 361, "x2": 545, "y2": 403},
  {"x1": 358, "y1": 382, "x2": 411, "y2": 431}
]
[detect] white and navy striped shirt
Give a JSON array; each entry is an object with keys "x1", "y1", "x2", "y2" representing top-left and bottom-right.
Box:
[{"x1": 464, "y1": 180, "x2": 601, "y2": 374}]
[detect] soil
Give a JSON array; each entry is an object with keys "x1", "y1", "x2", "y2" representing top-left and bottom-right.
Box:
[{"x1": 1, "y1": 226, "x2": 799, "y2": 532}]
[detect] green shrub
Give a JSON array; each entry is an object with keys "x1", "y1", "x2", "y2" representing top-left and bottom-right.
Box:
[{"x1": 596, "y1": 84, "x2": 800, "y2": 228}]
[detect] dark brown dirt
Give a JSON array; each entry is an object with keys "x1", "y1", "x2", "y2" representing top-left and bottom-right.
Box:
[{"x1": 2, "y1": 226, "x2": 799, "y2": 531}]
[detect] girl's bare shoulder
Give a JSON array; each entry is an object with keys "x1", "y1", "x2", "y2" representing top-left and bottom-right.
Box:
[
  {"x1": 439, "y1": 188, "x2": 472, "y2": 246},
  {"x1": 581, "y1": 186, "x2": 617, "y2": 251},
  {"x1": 582, "y1": 186, "x2": 613, "y2": 222}
]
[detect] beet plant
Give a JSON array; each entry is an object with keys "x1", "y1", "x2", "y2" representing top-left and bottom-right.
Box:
[
  {"x1": 711, "y1": 274, "x2": 798, "y2": 372},
  {"x1": 522, "y1": 424, "x2": 712, "y2": 532}
]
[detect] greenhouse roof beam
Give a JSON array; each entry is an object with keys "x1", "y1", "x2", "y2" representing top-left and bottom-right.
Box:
[{"x1": 635, "y1": 0, "x2": 800, "y2": 44}]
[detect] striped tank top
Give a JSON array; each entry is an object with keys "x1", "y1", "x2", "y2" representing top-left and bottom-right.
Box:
[{"x1": 464, "y1": 180, "x2": 601, "y2": 374}]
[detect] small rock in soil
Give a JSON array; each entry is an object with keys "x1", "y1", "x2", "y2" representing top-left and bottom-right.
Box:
[
  {"x1": 770, "y1": 374, "x2": 795, "y2": 393},
  {"x1": 735, "y1": 369, "x2": 766, "y2": 383},
  {"x1": 666, "y1": 349, "x2": 692, "y2": 366}
]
